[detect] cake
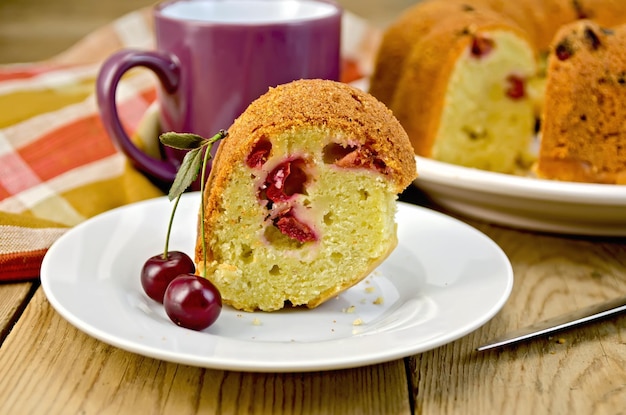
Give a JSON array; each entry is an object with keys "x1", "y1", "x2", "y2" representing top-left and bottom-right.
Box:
[
  {"x1": 536, "y1": 20, "x2": 626, "y2": 183},
  {"x1": 369, "y1": 0, "x2": 626, "y2": 179},
  {"x1": 194, "y1": 79, "x2": 416, "y2": 312}
]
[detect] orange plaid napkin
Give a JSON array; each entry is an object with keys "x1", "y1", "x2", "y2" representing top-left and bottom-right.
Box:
[{"x1": 0, "y1": 8, "x2": 380, "y2": 281}]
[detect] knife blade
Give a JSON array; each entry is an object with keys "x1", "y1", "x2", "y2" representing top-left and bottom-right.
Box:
[{"x1": 476, "y1": 294, "x2": 626, "y2": 351}]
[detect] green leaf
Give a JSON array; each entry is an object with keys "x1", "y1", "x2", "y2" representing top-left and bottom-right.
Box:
[
  {"x1": 167, "y1": 147, "x2": 203, "y2": 200},
  {"x1": 159, "y1": 132, "x2": 207, "y2": 150}
]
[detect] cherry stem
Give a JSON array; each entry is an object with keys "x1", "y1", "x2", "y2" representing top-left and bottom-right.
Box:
[{"x1": 162, "y1": 193, "x2": 182, "y2": 259}]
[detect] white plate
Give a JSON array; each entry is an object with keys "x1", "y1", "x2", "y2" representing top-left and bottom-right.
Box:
[
  {"x1": 414, "y1": 156, "x2": 626, "y2": 236},
  {"x1": 41, "y1": 193, "x2": 513, "y2": 372}
]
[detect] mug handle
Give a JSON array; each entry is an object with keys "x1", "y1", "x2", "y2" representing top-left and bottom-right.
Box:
[{"x1": 96, "y1": 49, "x2": 181, "y2": 184}]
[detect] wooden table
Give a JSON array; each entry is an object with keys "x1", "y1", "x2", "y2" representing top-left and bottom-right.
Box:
[{"x1": 2, "y1": 1, "x2": 626, "y2": 413}]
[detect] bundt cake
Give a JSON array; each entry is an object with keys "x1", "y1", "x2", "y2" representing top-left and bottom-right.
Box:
[
  {"x1": 194, "y1": 79, "x2": 416, "y2": 312},
  {"x1": 370, "y1": 0, "x2": 626, "y2": 180},
  {"x1": 536, "y1": 20, "x2": 626, "y2": 183}
]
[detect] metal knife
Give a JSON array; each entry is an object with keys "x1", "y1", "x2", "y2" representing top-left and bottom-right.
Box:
[{"x1": 476, "y1": 294, "x2": 626, "y2": 351}]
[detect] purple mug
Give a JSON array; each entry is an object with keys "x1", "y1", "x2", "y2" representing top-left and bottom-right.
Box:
[{"x1": 97, "y1": 0, "x2": 341, "y2": 188}]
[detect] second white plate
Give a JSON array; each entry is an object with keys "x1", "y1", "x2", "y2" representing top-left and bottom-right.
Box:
[
  {"x1": 41, "y1": 193, "x2": 513, "y2": 372},
  {"x1": 414, "y1": 156, "x2": 626, "y2": 236}
]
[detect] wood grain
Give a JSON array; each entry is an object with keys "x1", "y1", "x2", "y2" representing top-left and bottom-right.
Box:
[
  {"x1": 0, "y1": 288, "x2": 411, "y2": 414},
  {"x1": 410, "y1": 223, "x2": 626, "y2": 414},
  {"x1": 0, "y1": 282, "x2": 36, "y2": 344}
]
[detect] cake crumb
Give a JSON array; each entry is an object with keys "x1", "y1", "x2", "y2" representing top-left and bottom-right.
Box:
[
  {"x1": 343, "y1": 305, "x2": 356, "y2": 313},
  {"x1": 353, "y1": 318, "x2": 363, "y2": 326},
  {"x1": 557, "y1": 338, "x2": 566, "y2": 344},
  {"x1": 373, "y1": 296, "x2": 384, "y2": 305},
  {"x1": 365, "y1": 286, "x2": 376, "y2": 294},
  {"x1": 252, "y1": 318, "x2": 262, "y2": 326}
]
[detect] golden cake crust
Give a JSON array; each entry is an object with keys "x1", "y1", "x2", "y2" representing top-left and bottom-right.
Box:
[
  {"x1": 520, "y1": 0, "x2": 579, "y2": 51},
  {"x1": 204, "y1": 78, "x2": 415, "y2": 197},
  {"x1": 537, "y1": 20, "x2": 626, "y2": 183},
  {"x1": 574, "y1": 0, "x2": 626, "y2": 28}
]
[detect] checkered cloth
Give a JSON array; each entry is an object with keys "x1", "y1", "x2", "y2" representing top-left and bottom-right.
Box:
[{"x1": 0, "y1": 9, "x2": 380, "y2": 281}]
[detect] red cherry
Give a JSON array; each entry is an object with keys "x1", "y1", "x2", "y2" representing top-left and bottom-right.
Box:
[
  {"x1": 264, "y1": 158, "x2": 308, "y2": 202},
  {"x1": 141, "y1": 251, "x2": 195, "y2": 303},
  {"x1": 246, "y1": 138, "x2": 272, "y2": 168},
  {"x1": 470, "y1": 36, "x2": 494, "y2": 58},
  {"x1": 555, "y1": 42, "x2": 573, "y2": 61},
  {"x1": 505, "y1": 74, "x2": 526, "y2": 100},
  {"x1": 330, "y1": 143, "x2": 388, "y2": 174},
  {"x1": 274, "y1": 208, "x2": 317, "y2": 242},
  {"x1": 164, "y1": 274, "x2": 222, "y2": 331}
]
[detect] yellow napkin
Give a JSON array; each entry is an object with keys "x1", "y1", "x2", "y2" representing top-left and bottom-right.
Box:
[{"x1": 0, "y1": 8, "x2": 380, "y2": 281}]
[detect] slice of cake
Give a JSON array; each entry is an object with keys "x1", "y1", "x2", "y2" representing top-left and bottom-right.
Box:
[
  {"x1": 195, "y1": 79, "x2": 417, "y2": 312},
  {"x1": 537, "y1": 20, "x2": 626, "y2": 183}
]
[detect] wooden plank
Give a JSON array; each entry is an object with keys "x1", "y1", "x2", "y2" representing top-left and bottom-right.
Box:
[
  {"x1": 409, "y1": 224, "x2": 626, "y2": 414},
  {"x1": 0, "y1": 282, "x2": 36, "y2": 344},
  {"x1": 0, "y1": 288, "x2": 411, "y2": 414}
]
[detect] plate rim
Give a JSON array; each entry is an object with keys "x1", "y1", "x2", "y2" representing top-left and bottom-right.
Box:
[
  {"x1": 414, "y1": 155, "x2": 626, "y2": 205},
  {"x1": 41, "y1": 194, "x2": 513, "y2": 372}
]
